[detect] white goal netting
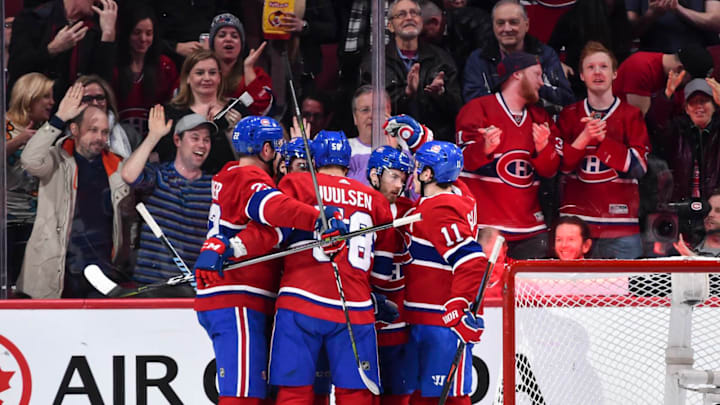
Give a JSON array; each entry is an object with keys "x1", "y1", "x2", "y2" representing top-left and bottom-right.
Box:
[{"x1": 498, "y1": 260, "x2": 720, "y2": 405}]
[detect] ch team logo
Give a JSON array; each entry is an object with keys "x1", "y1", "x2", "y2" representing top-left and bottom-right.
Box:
[
  {"x1": 0, "y1": 335, "x2": 31, "y2": 405},
  {"x1": 260, "y1": 118, "x2": 271, "y2": 126},
  {"x1": 577, "y1": 154, "x2": 617, "y2": 183},
  {"x1": 496, "y1": 150, "x2": 535, "y2": 188}
]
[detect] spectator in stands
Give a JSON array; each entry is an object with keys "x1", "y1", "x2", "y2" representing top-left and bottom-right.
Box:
[
  {"x1": 76, "y1": 75, "x2": 141, "y2": 159},
  {"x1": 463, "y1": 0, "x2": 574, "y2": 113},
  {"x1": 654, "y1": 79, "x2": 720, "y2": 243},
  {"x1": 552, "y1": 216, "x2": 593, "y2": 260},
  {"x1": 276, "y1": 0, "x2": 337, "y2": 95},
  {"x1": 626, "y1": 0, "x2": 720, "y2": 54},
  {"x1": 159, "y1": 49, "x2": 242, "y2": 174},
  {"x1": 17, "y1": 83, "x2": 132, "y2": 299},
  {"x1": 674, "y1": 189, "x2": 720, "y2": 257},
  {"x1": 548, "y1": 0, "x2": 633, "y2": 98},
  {"x1": 8, "y1": 0, "x2": 118, "y2": 105},
  {"x1": 208, "y1": 13, "x2": 273, "y2": 115},
  {"x1": 113, "y1": 3, "x2": 178, "y2": 138},
  {"x1": 613, "y1": 44, "x2": 714, "y2": 116},
  {"x1": 5, "y1": 73, "x2": 55, "y2": 293},
  {"x1": 557, "y1": 41, "x2": 650, "y2": 259},
  {"x1": 456, "y1": 51, "x2": 562, "y2": 260},
  {"x1": 300, "y1": 90, "x2": 334, "y2": 138},
  {"x1": 347, "y1": 85, "x2": 392, "y2": 185},
  {"x1": 420, "y1": 0, "x2": 493, "y2": 80},
  {"x1": 360, "y1": 0, "x2": 463, "y2": 142},
  {"x1": 121, "y1": 106, "x2": 215, "y2": 297},
  {"x1": 148, "y1": 0, "x2": 224, "y2": 67}
]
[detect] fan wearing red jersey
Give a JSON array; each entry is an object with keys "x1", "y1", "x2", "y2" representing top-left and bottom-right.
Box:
[
  {"x1": 192, "y1": 116, "x2": 345, "y2": 405},
  {"x1": 455, "y1": 51, "x2": 562, "y2": 260},
  {"x1": 403, "y1": 141, "x2": 487, "y2": 405},
  {"x1": 557, "y1": 41, "x2": 650, "y2": 259}
]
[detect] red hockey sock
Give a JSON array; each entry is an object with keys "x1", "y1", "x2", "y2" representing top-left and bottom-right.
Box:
[
  {"x1": 276, "y1": 385, "x2": 314, "y2": 405},
  {"x1": 380, "y1": 394, "x2": 411, "y2": 405},
  {"x1": 334, "y1": 387, "x2": 375, "y2": 405},
  {"x1": 218, "y1": 396, "x2": 264, "y2": 405}
]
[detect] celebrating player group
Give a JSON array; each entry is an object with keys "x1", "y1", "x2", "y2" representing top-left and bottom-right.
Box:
[{"x1": 191, "y1": 111, "x2": 501, "y2": 405}]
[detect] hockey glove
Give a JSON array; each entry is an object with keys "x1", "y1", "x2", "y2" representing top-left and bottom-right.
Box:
[
  {"x1": 371, "y1": 292, "x2": 399, "y2": 324},
  {"x1": 383, "y1": 114, "x2": 433, "y2": 150},
  {"x1": 316, "y1": 206, "x2": 349, "y2": 257},
  {"x1": 194, "y1": 234, "x2": 247, "y2": 286},
  {"x1": 441, "y1": 298, "x2": 485, "y2": 344}
]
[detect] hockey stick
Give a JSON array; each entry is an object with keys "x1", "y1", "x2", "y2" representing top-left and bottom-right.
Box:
[
  {"x1": 330, "y1": 259, "x2": 381, "y2": 395},
  {"x1": 135, "y1": 203, "x2": 196, "y2": 289},
  {"x1": 83, "y1": 264, "x2": 190, "y2": 298},
  {"x1": 438, "y1": 235, "x2": 505, "y2": 405},
  {"x1": 84, "y1": 214, "x2": 422, "y2": 298},
  {"x1": 282, "y1": 49, "x2": 328, "y2": 231}
]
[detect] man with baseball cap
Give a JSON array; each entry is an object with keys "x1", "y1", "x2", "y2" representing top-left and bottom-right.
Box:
[
  {"x1": 121, "y1": 106, "x2": 217, "y2": 296},
  {"x1": 456, "y1": 51, "x2": 563, "y2": 259}
]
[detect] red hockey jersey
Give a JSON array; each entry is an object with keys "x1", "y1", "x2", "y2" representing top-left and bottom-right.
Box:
[
  {"x1": 194, "y1": 163, "x2": 320, "y2": 314},
  {"x1": 403, "y1": 189, "x2": 488, "y2": 326},
  {"x1": 456, "y1": 93, "x2": 562, "y2": 241},
  {"x1": 557, "y1": 98, "x2": 650, "y2": 238},
  {"x1": 236, "y1": 172, "x2": 396, "y2": 325}
]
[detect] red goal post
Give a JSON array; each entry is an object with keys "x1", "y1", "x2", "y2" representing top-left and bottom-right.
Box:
[{"x1": 500, "y1": 259, "x2": 720, "y2": 405}]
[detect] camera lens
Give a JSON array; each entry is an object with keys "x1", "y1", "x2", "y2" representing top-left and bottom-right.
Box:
[{"x1": 656, "y1": 219, "x2": 675, "y2": 237}]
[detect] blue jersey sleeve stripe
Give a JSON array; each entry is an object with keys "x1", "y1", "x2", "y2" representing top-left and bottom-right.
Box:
[
  {"x1": 245, "y1": 188, "x2": 282, "y2": 225},
  {"x1": 446, "y1": 241, "x2": 485, "y2": 269},
  {"x1": 443, "y1": 237, "x2": 475, "y2": 261}
]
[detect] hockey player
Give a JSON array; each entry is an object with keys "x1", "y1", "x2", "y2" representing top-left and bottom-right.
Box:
[
  {"x1": 556, "y1": 41, "x2": 650, "y2": 259},
  {"x1": 403, "y1": 141, "x2": 487, "y2": 405},
  {"x1": 456, "y1": 51, "x2": 562, "y2": 260},
  {"x1": 366, "y1": 145, "x2": 415, "y2": 405},
  {"x1": 193, "y1": 116, "x2": 346, "y2": 405},
  {"x1": 280, "y1": 137, "x2": 310, "y2": 175}
]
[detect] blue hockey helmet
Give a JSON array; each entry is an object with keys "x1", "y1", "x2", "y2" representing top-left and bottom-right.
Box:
[
  {"x1": 366, "y1": 146, "x2": 412, "y2": 182},
  {"x1": 281, "y1": 137, "x2": 308, "y2": 167},
  {"x1": 414, "y1": 141, "x2": 463, "y2": 183},
  {"x1": 311, "y1": 130, "x2": 351, "y2": 168},
  {"x1": 231, "y1": 116, "x2": 283, "y2": 155}
]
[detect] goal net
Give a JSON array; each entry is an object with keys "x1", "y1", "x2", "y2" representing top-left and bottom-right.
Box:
[{"x1": 498, "y1": 259, "x2": 720, "y2": 405}]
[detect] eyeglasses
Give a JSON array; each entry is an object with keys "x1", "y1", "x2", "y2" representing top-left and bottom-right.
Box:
[
  {"x1": 354, "y1": 107, "x2": 372, "y2": 115},
  {"x1": 391, "y1": 9, "x2": 421, "y2": 19},
  {"x1": 81, "y1": 94, "x2": 107, "y2": 103}
]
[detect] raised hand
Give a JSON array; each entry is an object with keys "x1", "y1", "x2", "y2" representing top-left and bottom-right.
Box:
[
  {"x1": 92, "y1": 0, "x2": 118, "y2": 41},
  {"x1": 665, "y1": 69, "x2": 686, "y2": 98},
  {"x1": 243, "y1": 41, "x2": 268, "y2": 83},
  {"x1": 55, "y1": 82, "x2": 87, "y2": 122},
  {"x1": 146, "y1": 105, "x2": 173, "y2": 141},
  {"x1": 176, "y1": 41, "x2": 203, "y2": 57},
  {"x1": 290, "y1": 115, "x2": 311, "y2": 139},
  {"x1": 47, "y1": 21, "x2": 88, "y2": 56},
  {"x1": 706, "y1": 78, "x2": 720, "y2": 106}
]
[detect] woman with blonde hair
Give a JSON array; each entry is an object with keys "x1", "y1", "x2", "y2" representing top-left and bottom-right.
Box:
[
  {"x1": 159, "y1": 49, "x2": 242, "y2": 174},
  {"x1": 5, "y1": 72, "x2": 55, "y2": 293}
]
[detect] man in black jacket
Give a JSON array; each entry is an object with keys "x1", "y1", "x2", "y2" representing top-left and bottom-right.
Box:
[
  {"x1": 360, "y1": 0, "x2": 462, "y2": 143},
  {"x1": 8, "y1": 0, "x2": 118, "y2": 105}
]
